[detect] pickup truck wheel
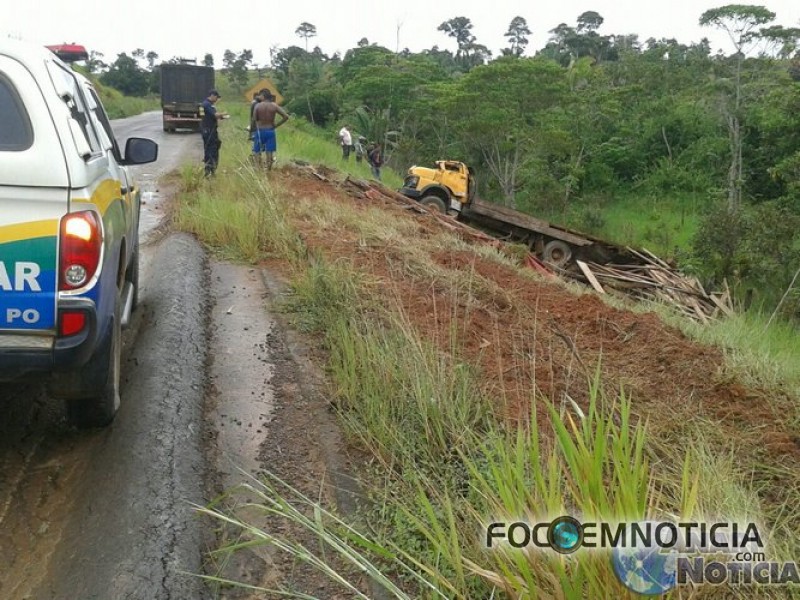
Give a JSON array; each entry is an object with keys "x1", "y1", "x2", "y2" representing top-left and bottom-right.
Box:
[
  {"x1": 420, "y1": 196, "x2": 447, "y2": 213},
  {"x1": 65, "y1": 298, "x2": 122, "y2": 428},
  {"x1": 543, "y1": 240, "x2": 573, "y2": 269}
]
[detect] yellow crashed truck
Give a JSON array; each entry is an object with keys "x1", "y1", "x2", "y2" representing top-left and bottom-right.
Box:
[{"x1": 399, "y1": 160, "x2": 635, "y2": 268}]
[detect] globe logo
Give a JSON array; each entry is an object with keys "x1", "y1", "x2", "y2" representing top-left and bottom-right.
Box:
[
  {"x1": 612, "y1": 522, "x2": 678, "y2": 596},
  {"x1": 548, "y1": 516, "x2": 583, "y2": 554}
]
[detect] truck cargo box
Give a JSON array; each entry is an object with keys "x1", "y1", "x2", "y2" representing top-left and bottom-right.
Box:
[{"x1": 160, "y1": 64, "x2": 214, "y2": 132}]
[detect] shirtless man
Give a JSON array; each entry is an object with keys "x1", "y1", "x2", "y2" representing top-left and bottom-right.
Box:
[{"x1": 252, "y1": 89, "x2": 290, "y2": 170}]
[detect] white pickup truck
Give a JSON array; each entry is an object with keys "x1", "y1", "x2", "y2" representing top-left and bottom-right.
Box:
[{"x1": 0, "y1": 39, "x2": 158, "y2": 427}]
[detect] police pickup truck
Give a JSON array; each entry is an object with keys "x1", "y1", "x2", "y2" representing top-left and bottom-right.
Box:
[{"x1": 0, "y1": 39, "x2": 158, "y2": 427}]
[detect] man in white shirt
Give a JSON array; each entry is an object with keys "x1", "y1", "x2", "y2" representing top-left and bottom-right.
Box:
[{"x1": 338, "y1": 125, "x2": 353, "y2": 160}]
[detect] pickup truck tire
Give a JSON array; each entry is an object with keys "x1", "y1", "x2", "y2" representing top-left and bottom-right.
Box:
[
  {"x1": 420, "y1": 196, "x2": 447, "y2": 213},
  {"x1": 543, "y1": 240, "x2": 573, "y2": 269},
  {"x1": 65, "y1": 296, "x2": 122, "y2": 428}
]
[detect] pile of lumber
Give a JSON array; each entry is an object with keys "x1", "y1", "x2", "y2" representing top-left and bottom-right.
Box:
[{"x1": 567, "y1": 248, "x2": 734, "y2": 323}]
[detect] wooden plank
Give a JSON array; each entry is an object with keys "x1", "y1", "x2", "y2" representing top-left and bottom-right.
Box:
[
  {"x1": 591, "y1": 266, "x2": 659, "y2": 285},
  {"x1": 577, "y1": 260, "x2": 606, "y2": 294},
  {"x1": 626, "y1": 247, "x2": 660, "y2": 267},
  {"x1": 709, "y1": 293, "x2": 735, "y2": 316},
  {"x1": 687, "y1": 296, "x2": 711, "y2": 324},
  {"x1": 641, "y1": 247, "x2": 673, "y2": 269}
]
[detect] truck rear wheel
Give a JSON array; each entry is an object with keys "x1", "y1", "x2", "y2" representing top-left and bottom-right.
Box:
[
  {"x1": 420, "y1": 196, "x2": 447, "y2": 213},
  {"x1": 64, "y1": 297, "x2": 122, "y2": 428},
  {"x1": 543, "y1": 240, "x2": 573, "y2": 269}
]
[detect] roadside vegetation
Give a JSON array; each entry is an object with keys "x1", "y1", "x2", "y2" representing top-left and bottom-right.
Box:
[
  {"x1": 95, "y1": 83, "x2": 159, "y2": 119},
  {"x1": 175, "y1": 112, "x2": 800, "y2": 597},
  {"x1": 142, "y1": 4, "x2": 800, "y2": 595},
  {"x1": 92, "y1": 4, "x2": 800, "y2": 318}
]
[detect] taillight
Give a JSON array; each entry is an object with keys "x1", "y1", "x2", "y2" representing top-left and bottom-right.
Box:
[
  {"x1": 59, "y1": 311, "x2": 87, "y2": 336},
  {"x1": 59, "y1": 211, "x2": 102, "y2": 290}
]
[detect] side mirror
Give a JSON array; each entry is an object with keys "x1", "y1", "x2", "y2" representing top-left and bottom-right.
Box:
[{"x1": 121, "y1": 137, "x2": 158, "y2": 165}]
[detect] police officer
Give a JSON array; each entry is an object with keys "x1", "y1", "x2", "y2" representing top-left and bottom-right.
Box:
[{"x1": 201, "y1": 89, "x2": 226, "y2": 176}]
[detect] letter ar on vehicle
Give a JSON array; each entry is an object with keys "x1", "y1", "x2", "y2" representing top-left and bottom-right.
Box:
[{"x1": 0, "y1": 261, "x2": 42, "y2": 292}]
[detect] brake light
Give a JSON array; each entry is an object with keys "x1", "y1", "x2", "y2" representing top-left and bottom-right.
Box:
[
  {"x1": 59, "y1": 311, "x2": 87, "y2": 336},
  {"x1": 59, "y1": 211, "x2": 102, "y2": 290}
]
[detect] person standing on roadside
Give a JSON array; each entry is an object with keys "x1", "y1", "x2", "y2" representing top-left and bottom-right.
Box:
[
  {"x1": 354, "y1": 136, "x2": 366, "y2": 163},
  {"x1": 248, "y1": 90, "x2": 264, "y2": 140},
  {"x1": 338, "y1": 125, "x2": 353, "y2": 160},
  {"x1": 252, "y1": 89, "x2": 290, "y2": 171},
  {"x1": 367, "y1": 142, "x2": 384, "y2": 180},
  {"x1": 201, "y1": 89, "x2": 226, "y2": 176}
]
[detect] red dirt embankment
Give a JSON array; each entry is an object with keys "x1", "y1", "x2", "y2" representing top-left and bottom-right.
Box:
[{"x1": 275, "y1": 167, "x2": 800, "y2": 468}]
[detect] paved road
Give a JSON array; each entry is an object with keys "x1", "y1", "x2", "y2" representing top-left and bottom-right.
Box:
[
  {"x1": 111, "y1": 112, "x2": 203, "y2": 242},
  {"x1": 0, "y1": 113, "x2": 210, "y2": 599}
]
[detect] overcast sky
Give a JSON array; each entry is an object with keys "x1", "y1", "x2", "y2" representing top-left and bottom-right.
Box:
[{"x1": 5, "y1": 0, "x2": 800, "y2": 67}]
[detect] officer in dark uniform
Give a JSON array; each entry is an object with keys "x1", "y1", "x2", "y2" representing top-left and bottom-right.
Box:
[{"x1": 201, "y1": 90, "x2": 225, "y2": 176}]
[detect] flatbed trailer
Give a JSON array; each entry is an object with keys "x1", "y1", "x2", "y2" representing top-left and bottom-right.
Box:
[{"x1": 464, "y1": 197, "x2": 637, "y2": 265}]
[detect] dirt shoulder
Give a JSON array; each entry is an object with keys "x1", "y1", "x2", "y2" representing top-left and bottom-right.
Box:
[{"x1": 204, "y1": 262, "x2": 369, "y2": 598}]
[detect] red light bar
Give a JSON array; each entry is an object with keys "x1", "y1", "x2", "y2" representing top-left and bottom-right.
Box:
[{"x1": 46, "y1": 44, "x2": 89, "y2": 63}]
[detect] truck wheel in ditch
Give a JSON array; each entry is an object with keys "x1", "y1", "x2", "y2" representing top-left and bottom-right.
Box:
[
  {"x1": 420, "y1": 196, "x2": 446, "y2": 213},
  {"x1": 542, "y1": 240, "x2": 573, "y2": 268},
  {"x1": 65, "y1": 299, "x2": 122, "y2": 428}
]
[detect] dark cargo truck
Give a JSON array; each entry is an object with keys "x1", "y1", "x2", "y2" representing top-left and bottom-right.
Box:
[{"x1": 160, "y1": 63, "x2": 214, "y2": 132}]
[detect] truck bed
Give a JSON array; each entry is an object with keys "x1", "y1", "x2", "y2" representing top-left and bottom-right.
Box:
[
  {"x1": 463, "y1": 197, "x2": 638, "y2": 264},
  {"x1": 466, "y1": 198, "x2": 593, "y2": 247},
  {"x1": 160, "y1": 64, "x2": 214, "y2": 106}
]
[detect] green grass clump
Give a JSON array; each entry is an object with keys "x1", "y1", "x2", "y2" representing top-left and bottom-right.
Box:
[{"x1": 175, "y1": 161, "x2": 305, "y2": 264}]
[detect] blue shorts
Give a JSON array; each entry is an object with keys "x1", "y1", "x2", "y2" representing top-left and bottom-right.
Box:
[{"x1": 253, "y1": 128, "x2": 277, "y2": 153}]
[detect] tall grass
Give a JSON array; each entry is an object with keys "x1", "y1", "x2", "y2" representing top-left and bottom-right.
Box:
[
  {"x1": 174, "y1": 162, "x2": 305, "y2": 263},
  {"x1": 201, "y1": 254, "x2": 782, "y2": 598}
]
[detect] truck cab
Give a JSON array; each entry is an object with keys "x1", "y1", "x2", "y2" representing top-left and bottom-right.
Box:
[
  {"x1": 0, "y1": 39, "x2": 158, "y2": 427},
  {"x1": 400, "y1": 160, "x2": 475, "y2": 214}
]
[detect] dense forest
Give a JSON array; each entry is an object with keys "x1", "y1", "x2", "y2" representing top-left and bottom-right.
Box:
[{"x1": 92, "y1": 5, "x2": 800, "y2": 316}]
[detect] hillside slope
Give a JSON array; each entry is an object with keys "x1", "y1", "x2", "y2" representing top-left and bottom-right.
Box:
[{"x1": 276, "y1": 163, "x2": 799, "y2": 466}]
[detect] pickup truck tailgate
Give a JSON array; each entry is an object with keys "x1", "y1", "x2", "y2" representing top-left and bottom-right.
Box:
[{"x1": 0, "y1": 191, "x2": 66, "y2": 332}]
